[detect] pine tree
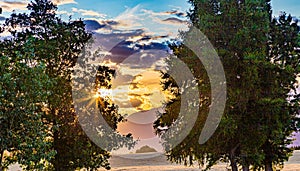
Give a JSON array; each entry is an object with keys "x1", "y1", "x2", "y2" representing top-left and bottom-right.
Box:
[{"x1": 260, "y1": 12, "x2": 300, "y2": 171}]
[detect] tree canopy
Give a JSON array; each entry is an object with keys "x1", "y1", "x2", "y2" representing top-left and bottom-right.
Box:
[
  {"x1": 0, "y1": 0, "x2": 134, "y2": 170},
  {"x1": 155, "y1": 0, "x2": 300, "y2": 171}
]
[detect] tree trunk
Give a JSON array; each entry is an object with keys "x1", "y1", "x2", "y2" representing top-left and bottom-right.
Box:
[
  {"x1": 265, "y1": 161, "x2": 273, "y2": 171},
  {"x1": 51, "y1": 116, "x2": 60, "y2": 171},
  {"x1": 264, "y1": 141, "x2": 273, "y2": 171},
  {"x1": 229, "y1": 150, "x2": 238, "y2": 171},
  {"x1": 229, "y1": 144, "x2": 240, "y2": 171},
  {"x1": 242, "y1": 164, "x2": 250, "y2": 171},
  {"x1": 229, "y1": 157, "x2": 238, "y2": 171},
  {"x1": 52, "y1": 128, "x2": 60, "y2": 171},
  {"x1": 0, "y1": 149, "x2": 4, "y2": 171}
]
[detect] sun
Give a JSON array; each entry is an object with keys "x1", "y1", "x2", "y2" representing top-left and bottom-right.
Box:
[{"x1": 94, "y1": 88, "x2": 113, "y2": 99}]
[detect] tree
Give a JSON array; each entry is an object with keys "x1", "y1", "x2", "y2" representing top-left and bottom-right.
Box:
[
  {"x1": 1, "y1": 0, "x2": 135, "y2": 170},
  {"x1": 260, "y1": 12, "x2": 300, "y2": 171},
  {"x1": 155, "y1": 0, "x2": 300, "y2": 171},
  {"x1": 0, "y1": 35, "x2": 55, "y2": 170}
]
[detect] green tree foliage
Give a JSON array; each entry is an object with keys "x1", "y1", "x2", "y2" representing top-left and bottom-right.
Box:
[
  {"x1": 1, "y1": 0, "x2": 134, "y2": 170},
  {"x1": 291, "y1": 146, "x2": 300, "y2": 150},
  {"x1": 0, "y1": 37, "x2": 55, "y2": 170},
  {"x1": 155, "y1": 0, "x2": 300, "y2": 171},
  {"x1": 261, "y1": 12, "x2": 300, "y2": 171}
]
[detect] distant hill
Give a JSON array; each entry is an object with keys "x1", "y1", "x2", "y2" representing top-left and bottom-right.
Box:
[{"x1": 136, "y1": 145, "x2": 157, "y2": 153}]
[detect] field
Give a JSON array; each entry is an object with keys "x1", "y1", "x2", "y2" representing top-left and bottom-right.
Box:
[
  {"x1": 8, "y1": 151, "x2": 300, "y2": 170},
  {"x1": 96, "y1": 151, "x2": 300, "y2": 171}
]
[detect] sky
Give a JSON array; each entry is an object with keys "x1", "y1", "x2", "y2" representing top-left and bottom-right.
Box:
[
  {"x1": 0, "y1": 0, "x2": 191, "y2": 153},
  {"x1": 271, "y1": 0, "x2": 300, "y2": 17},
  {"x1": 1, "y1": 0, "x2": 300, "y2": 153},
  {"x1": 0, "y1": 0, "x2": 190, "y2": 120},
  {"x1": 1, "y1": 0, "x2": 299, "y2": 19}
]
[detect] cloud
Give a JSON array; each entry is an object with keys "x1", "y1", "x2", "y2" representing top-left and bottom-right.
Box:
[
  {"x1": 105, "y1": 38, "x2": 169, "y2": 69},
  {"x1": 0, "y1": 0, "x2": 27, "y2": 12},
  {"x1": 141, "y1": 9, "x2": 186, "y2": 18},
  {"x1": 129, "y1": 98, "x2": 143, "y2": 108},
  {"x1": 0, "y1": 0, "x2": 77, "y2": 12},
  {"x1": 84, "y1": 5, "x2": 188, "y2": 38},
  {"x1": 83, "y1": 20, "x2": 106, "y2": 31},
  {"x1": 87, "y1": 30, "x2": 169, "y2": 76},
  {"x1": 83, "y1": 19, "x2": 121, "y2": 32},
  {"x1": 120, "y1": 71, "x2": 164, "y2": 111},
  {"x1": 114, "y1": 5, "x2": 142, "y2": 30},
  {"x1": 85, "y1": 28, "x2": 146, "y2": 61},
  {"x1": 112, "y1": 73, "x2": 134, "y2": 87},
  {"x1": 128, "y1": 94, "x2": 152, "y2": 111},
  {"x1": 165, "y1": 11, "x2": 186, "y2": 17},
  {"x1": 108, "y1": 70, "x2": 165, "y2": 113},
  {"x1": 56, "y1": 10, "x2": 73, "y2": 16},
  {"x1": 72, "y1": 7, "x2": 106, "y2": 18},
  {"x1": 113, "y1": 98, "x2": 143, "y2": 109},
  {"x1": 129, "y1": 74, "x2": 143, "y2": 89},
  {"x1": 115, "y1": 5, "x2": 141, "y2": 21},
  {"x1": 52, "y1": 0, "x2": 77, "y2": 5},
  {"x1": 0, "y1": 16, "x2": 6, "y2": 21},
  {"x1": 80, "y1": 7, "x2": 188, "y2": 114},
  {"x1": 161, "y1": 17, "x2": 188, "y2": 25},
  {"x1": 114, "y1": 7, "x2": 188, "y2": 37}
]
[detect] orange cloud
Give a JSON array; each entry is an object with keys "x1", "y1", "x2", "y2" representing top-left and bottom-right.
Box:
[{"x1": 0, "y1": 0, "x2": 76, "y2": 12}]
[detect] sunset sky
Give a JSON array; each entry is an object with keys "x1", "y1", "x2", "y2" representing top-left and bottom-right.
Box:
[{"x1": 1, "y1": 0, "x2": 299, "y2": 152}]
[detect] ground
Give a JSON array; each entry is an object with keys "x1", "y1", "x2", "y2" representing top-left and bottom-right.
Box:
[
  {"x1": 8, "y1": 151, "x2": 300, "y2": 170},
  {"x1": 96, "y1": 151, "x2": 300, "y2": 171}
]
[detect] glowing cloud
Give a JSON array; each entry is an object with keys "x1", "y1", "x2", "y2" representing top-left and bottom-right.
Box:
[{"x1": 72, "y1": 7, "x2": 106, "y2": 18}]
